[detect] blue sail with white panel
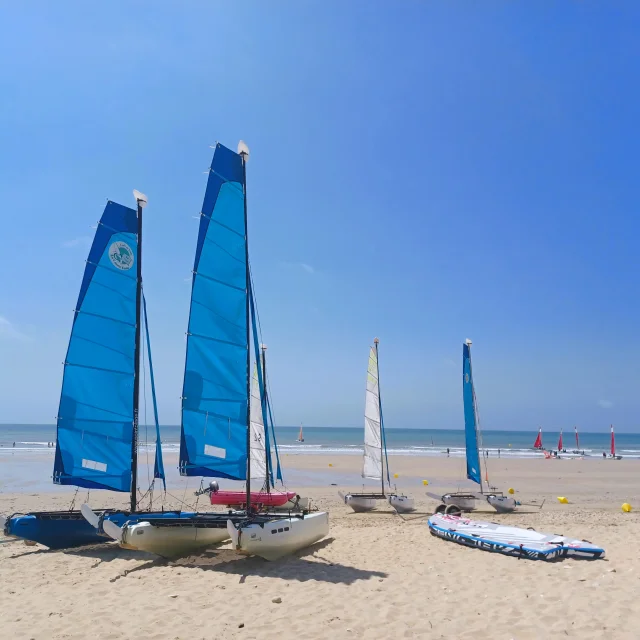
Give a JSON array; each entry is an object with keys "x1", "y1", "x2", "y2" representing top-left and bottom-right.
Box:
[
  {"x1": 179, "y1": 143, "x2": 249, "y2": 480},
  {"x1": 53, "y1": 201, "x2": 139, "y2": 491}
]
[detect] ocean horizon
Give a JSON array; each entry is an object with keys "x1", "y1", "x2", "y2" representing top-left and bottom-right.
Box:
[{"x1": 2, "y1": 424, "x2": 638, "y2": 459}]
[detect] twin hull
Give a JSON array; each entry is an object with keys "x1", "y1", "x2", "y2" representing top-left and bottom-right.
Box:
[{"x1": 229, "y1": 511, "x2": 329, "y2": 561}]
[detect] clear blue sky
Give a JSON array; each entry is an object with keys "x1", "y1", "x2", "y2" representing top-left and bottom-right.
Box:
[{"x1": 1, "y1": 2, "x2": 638, "y2": 431}]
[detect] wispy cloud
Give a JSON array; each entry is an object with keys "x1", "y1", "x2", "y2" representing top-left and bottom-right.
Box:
[
  {"x1": 0, "y1": 316, "x2": 32, "y2": 341},
  {"x1": 281, "y1": 261, "x2": 317, "y2": 275},
  {"x1": 443, "y1": 358, "x2": 456, "y2": 368},
  {"x1": 62, "y1": 236, "x2": 92, "y2": 249},
  {"x1": 598, "y1": 399, "x2": 613, "y2": 409}
]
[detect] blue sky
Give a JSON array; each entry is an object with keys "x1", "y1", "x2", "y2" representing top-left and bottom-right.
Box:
[{"x1": 0, "y1": 2, "x2": 638, "y2": 431}]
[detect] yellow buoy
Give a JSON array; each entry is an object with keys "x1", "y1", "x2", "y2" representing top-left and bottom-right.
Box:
[
  {"x1": 423, "y1": 479, "x2": 429, "y2": 486},
  {"x1": 328, "y1": 463, "x2": 333, "y2": 467},
  {"x1": 393, "y1": 473, "x2": 399, "y2": 479},
  {"x1": 622, "y1": 503, "x2": 632, "y2": 513},
  {"x1": 557, "y1": 496, "x2": 569, "y2": 504},
  {"x1": 508, "y1": 488, "x2": 515, "y2": 495}
]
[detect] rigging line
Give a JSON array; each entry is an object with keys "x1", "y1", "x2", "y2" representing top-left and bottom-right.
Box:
[{"x1": 142, "y1": 305, "x2": 151, "y2": 492}]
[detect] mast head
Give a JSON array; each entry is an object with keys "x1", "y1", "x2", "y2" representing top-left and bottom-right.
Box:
[
  {"x1": 133, "y1": 190, "x2": 148, "y2": 209},
  {"x1": 374, "y1": 337, "x2": 379, "y2": 344},
  {"x1": 260, "y1": 343, "x2": 267, "y2": 351},
  {"x1": 465, "y1": 338, "x2": 472, "y2": 346},
  {"x1": 237, "y1": 140, "x2": 250, "y2": 160}
]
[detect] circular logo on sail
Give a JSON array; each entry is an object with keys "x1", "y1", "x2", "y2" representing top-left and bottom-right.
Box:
[
  {"x1": 109, "y1": 241, "x2": 134, "y2": 270},
  {"x1": 465, "y1": 373, "x2": 469, "y2": 383}
]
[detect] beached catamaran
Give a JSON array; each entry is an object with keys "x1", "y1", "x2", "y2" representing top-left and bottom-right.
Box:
[
  {"x1": 533, "y1": 427, "x2": 543, "y2": 450},
  {"x1": 432, "y1": 340, "x2": 517, "y2": 514},
  {"x1": 1, "y1": 195, "x2": 201, "y2": 549},
  {"x1": 99, "y1": 142, "x2": 328, "y2": 560},
  {"x1": 342, "y1": 339, "x2": 415, "y2": 513}
]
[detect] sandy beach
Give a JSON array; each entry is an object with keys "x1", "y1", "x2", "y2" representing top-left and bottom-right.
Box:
[{"x1": 1, "y1": 454, "x2": 638, "y2": 640}]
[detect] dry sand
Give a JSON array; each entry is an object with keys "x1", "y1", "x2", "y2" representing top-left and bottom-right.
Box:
[{"x1": 1, "y1": 454, "x2": 639, "y2": 639}]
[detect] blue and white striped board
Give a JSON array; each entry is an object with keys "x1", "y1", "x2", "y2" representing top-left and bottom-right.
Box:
[{"x1": 428, "y1": 513, "x2": 605, "y2": 561}]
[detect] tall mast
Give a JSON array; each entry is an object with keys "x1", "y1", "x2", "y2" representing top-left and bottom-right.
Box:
[
  {"x1": 466, "y1": 339, "x2": 484, "y2": 495},
  {"x1": 261, "y1": 343, "x2": 270, "y2": 492},
  {"x1": 374, "y1": 337, "x2": 385, "y2": 496},
  {"x1": 240, "y1": 142, "x2": 252, "y2": 513},
  {"x1": 130, "y1": 189, "x2": 147, "y2": 513}
]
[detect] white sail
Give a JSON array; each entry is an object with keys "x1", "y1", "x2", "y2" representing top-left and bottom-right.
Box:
[
  {"x1": 362, "y1": 345, "x2": 382, "y2": 480},
  {"x1": 249, "y1": 363, "x2": 267, "y2": 481}
]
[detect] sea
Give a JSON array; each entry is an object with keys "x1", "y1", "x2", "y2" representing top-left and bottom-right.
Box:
[{"x1": 1, "y1": 424, "x2": 639, "y2": 459}]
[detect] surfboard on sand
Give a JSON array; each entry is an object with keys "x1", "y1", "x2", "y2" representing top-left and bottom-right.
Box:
[{"x1": 428, "y1": 513, "x2": 605, "y2": 561}]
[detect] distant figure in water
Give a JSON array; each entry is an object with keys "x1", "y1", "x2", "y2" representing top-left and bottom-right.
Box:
[
  {"x1": 498, "y1": 448, "x2": 501, "y2": 458},
  {"x1": 602, "y1": 451, "x2": 606, "y2": 458},
  {"x1": 12, "y1": 442, "x2": 15, "y2": 447},
  {"x1": 446, "y1": 447, "x2": 450, "y2": 457}
]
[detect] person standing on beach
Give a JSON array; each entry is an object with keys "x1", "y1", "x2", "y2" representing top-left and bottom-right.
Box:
[{"x1": 446, "y1": 447, "x2": 450, "y2": 457}]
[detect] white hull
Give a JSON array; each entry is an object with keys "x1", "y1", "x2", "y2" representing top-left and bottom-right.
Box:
[
  {"x1": 118, "y1": 521, "x2": 229, "y2": 558},
  {"x1": 343, "y1": 494, "x2": 377, "y2": 513},
  {"x1": 228, "y1": 512, "x2": 329, "y2": 561},
  {"x1": 388, "y1": 495, "x2": 415, "y2": 513},
  {"x1": 486, "y1": 495, "x2": 517, "y2": 513},
  {"x1": 442, "y1": 494, "x2": 477, "y2": 511}
]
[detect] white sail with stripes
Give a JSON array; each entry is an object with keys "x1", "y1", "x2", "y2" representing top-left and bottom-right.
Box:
[
  {"x1": 249, "y1": 363, "x2": 267, "y2": 482},
  {"x1": 362, "y1": 345, "x2": 382, "y2": 480}
]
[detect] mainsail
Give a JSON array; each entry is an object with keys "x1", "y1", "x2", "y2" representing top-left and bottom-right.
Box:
[
  {"x1": 53, "y1": 201, "x2": 139, "y2": 492},
  {"x1": 611, "y1": 425, "x2": 616, "y2": 457},
  {"x1": 179, "y1": 143, "x2": 249, "y2": 480},
  {"x1": 575, "y1": 426, "x2": 580, "y2": 450},
  {"x1": 557, "y1": 430, "x2": 563, "y2": 452},
  {"x1": 533, "y1": 428, "x2": 543, "y2": 450},
  {"x1": 363, "y1": 341, "x2": 387, "y2": 483},
  {"x1": 462, "y1": 340, "x2": 482, "y2": 486}
]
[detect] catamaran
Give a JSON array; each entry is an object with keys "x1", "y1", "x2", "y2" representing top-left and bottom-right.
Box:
[
  {"x1": 98, "y1": 142, "x2": 329, "y2": 560},
  {"x1": 557, "y1": 429, "x2": 564, "y2": 452},
  {"x1": 533, "y1": 427, "x2": 543, "y2": 450},
  {"x1": 1, "y1": 194, "x2": 200, "y2": 549},
  {"x1": 297, "y1": 424, "x2": 304, "y2": 443},
  {"x1": 610, "y1": 425, "x2": 621, "y2": 460},
  {"x1": 342, "y1": 339, "x2": 415, "y2": 514},
  {"x1": 430, "y1": 340, "x2": 517, "y2": 514}
]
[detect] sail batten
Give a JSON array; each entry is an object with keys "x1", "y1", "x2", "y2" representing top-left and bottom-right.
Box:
[
  {"x1": 362, "y1": 345, "x2": 383, "y2": 481},
  {"x1": 53, "y1": 201, "x2": 139, "y2": 492},
  {"x1": 179, "y1": 143, "x2": 249, "y2": 480},
  {"x1": 463, "y1": 342, "x2": 482, "y2": 486}
]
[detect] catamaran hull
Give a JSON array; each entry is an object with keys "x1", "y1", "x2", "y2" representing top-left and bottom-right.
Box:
[
  {"x1": 343, "y1": 495, "x2": 377, "y2": 513},
  {"x1": 118, "y1": 521, "x2": 230, "y2": 558},
  {"x1": 209, "y1": 490, "x2": 297, "y2": 508},
  {"x1": 388, "y1": 495, "x2": 415, "y2": 513},
  {"x1": 2, "y1": 511, "x2": 116, "y2": 549},
  {"x1": 486, "y1": 495, "x2": 517, "y2": 513},
  {"x1": 442, "y1": 494, "x2": 477, "y2": 511},
  {"x1": 228, "y1": 512, "x2": 329, "y2": 561}
]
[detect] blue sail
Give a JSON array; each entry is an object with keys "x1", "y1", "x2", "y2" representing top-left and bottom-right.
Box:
[
  {"x1": 53, "y1": 201, "x2": 138, "y2": 492},
  {"x1": 179, "y1": 143, "x2": 249, "y2": 479},
  {"x1": 463, "y1": 342, "x2": 482, "y2": 485},
  {"x1": 142, "y1": 293, "x2": 165, "y2": 490}
]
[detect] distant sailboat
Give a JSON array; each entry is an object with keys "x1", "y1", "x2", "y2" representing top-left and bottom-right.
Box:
[
  {"x1": 297, "y1": 425, "x2": 304, "y2": 443},
  {"x1": 533, "y1": 428, "x2": 543, "y2": 450},
  {"x1": 610, "y1": 425, "x2": 621, "y2": 460},
  {"x1": 342, "y1": 339, "x2": 415, "y2": 514},
  {"x1": 557, "y1": 430, "x2": 564, "y2": 452},
  {"x1": 431, "y1": 340, "x2": 517, "y2": 514},
  {"x1": 574, "y1": 426, "x2": 580, "y2": 452}
]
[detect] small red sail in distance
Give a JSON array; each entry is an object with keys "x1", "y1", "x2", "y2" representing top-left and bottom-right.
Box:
[
  {"x1": 533, "y1": 428, "x2": 543, "y2": 450},
  {"x1": 575, "y1": 426, "x2": 580, "y2": 450},
  {"x1": 558, "y1": 430, "x2": 563, "y2": 452},
  {"x1": 611, "y1": 425, "x2": 615, "y2": 457}
]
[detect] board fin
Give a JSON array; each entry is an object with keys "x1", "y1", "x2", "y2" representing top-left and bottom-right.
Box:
[{"x1": 80, "y1": 504, "x2": 100, "y2": 529}]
